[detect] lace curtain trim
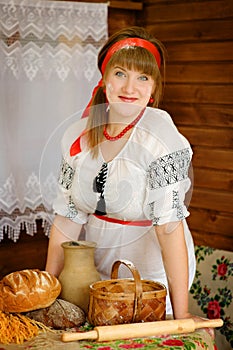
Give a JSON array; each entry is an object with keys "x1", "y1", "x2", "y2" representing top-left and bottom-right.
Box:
[
  {"x1": 0, "y1": 0, "x2": 107, "y2": 40},
  {"x1": 0, "y1": 0, "x2": 108, "y2": 81},
  {"x1": 0, "y1": 43, "x2": 103, "y2": 81},
  {"x1": 0, "y1": 209, "x2": 53, "y2": 242},
  {"x1": 0, "y1": 172, "x2": 57, "y2": 242},
  {"x1": 0, "y1": 172, "x2": 58, "y2": 213}
]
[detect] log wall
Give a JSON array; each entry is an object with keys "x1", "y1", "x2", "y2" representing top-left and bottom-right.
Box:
[{"x1": 139, "y1": 0, "x2": 233, "y2": 250}]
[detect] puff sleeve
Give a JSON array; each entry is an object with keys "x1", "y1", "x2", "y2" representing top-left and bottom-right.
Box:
[
  {"x1": 52, "y1": 119, "x2": 88, "y2": 226},
  {"x1": 141, "y1": 109, "x2": 193, "y2": 226}
]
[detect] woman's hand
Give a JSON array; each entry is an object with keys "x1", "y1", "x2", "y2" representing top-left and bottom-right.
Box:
[{"x1": 178, "y1": 313, "x2": 215, "y2": 340}]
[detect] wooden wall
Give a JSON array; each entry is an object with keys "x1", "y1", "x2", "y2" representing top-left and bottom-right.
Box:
[
  {"x1": 139, "y1": 0, "x2": 233, "y2": 251},
  {"x1": 1, "y1": 0, "x2": 232, "y2": 279},
  {"x1": 0, "y1": 222, "x2": 48, "y2": 279}
]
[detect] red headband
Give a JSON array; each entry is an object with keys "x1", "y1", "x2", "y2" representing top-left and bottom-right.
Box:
[
  {"x1": 101, "y1": 37, "x2": 161, "y2": 74},
  {"x1": 80, "y1": 37, "x2": 161, "y2": 120}
]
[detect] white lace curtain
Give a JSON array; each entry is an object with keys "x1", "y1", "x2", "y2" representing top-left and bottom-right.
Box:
[{"x1": 0, "y1": 0, "x2": 108, "y2": 241}]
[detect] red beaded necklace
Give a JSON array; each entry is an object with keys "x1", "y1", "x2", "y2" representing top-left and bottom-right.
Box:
[{"x1": 103, "y1": 109, "x2": 144, "y2": 141}]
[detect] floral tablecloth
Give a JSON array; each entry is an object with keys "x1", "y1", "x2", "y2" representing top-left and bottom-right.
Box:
[{"x1": 0, "y1": 329, "x2": 216, "y2": 350}]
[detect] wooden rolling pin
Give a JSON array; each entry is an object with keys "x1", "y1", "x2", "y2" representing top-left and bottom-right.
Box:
[{"x1": 61, "y1": 318, "x2": 223, "y2": 342}]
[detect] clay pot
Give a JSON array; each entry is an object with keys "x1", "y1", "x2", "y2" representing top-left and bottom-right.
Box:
[{"x1": 58, "y1": 241, "x2": 100, "y2": 313}]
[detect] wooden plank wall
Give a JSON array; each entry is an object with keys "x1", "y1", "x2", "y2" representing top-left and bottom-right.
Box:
[
  {"x1": 1, "y1": 0, "x2": 232, "y2": 279},
  {"x1": 138, "y1": 0, "x2": 233, "y2": 251},
  {"x1": 0, "y1": 222, "x2": 48, "y2": 279}
]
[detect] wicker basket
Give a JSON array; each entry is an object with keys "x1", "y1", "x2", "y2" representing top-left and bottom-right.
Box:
[{"x1": 88, "y1": 259, "x2": 167, "y2": 326}]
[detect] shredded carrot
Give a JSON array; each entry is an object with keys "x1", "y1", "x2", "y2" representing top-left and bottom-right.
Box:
[{"x1": 0, "y1": 310, "x2": 50, "y2": 344}]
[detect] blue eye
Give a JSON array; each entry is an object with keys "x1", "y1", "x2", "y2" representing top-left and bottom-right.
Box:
[
  {"x1": 139, "y1": 75, "x2": 148, "y2": 81},
  {"x1": 115, "y1": 71, "x2": 125, "y2": 77}
]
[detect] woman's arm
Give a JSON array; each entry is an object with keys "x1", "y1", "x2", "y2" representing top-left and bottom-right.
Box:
[
  {"x1": 45, "y1": 215, "x2": 83, "y2": 277},
  {"x1": 155, "y1": 221, "x2": 215, "y2": 339},
  {"x1": 155, "y1": 220, "x2": 190, "y2": 319}
]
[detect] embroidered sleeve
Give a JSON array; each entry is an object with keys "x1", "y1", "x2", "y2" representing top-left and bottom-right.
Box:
[
  {"x1": 53, "y1": 157, "x2": 88, "y2": 225},
  {"x1": 66, "y1": 195, "x2": 79, "y2": 219},
  {"x1": 147, "y1": 148, "x2": 190, "y2": 190},
  {"x1": 58, "y1": 157, "x2": 75, "y2": 190},
  {"x1": 145, "y1": 148, "x2": 192, "y2": 226},
  {"x1": 52, "y1": 118, "x2": 89, "y2": 227}
]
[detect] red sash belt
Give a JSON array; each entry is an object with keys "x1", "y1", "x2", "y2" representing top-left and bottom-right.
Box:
[{"x1": 93, "y1": 214, "x2": 152, "y2": 227}]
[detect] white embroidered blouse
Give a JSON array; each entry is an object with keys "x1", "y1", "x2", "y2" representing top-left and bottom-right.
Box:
[{"x1": 53, "y1": 107, "x2": 196, "y2": 313}]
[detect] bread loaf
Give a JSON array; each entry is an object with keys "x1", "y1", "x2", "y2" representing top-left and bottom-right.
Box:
[
  {"x1": 0, "y1": 269, "x2": 61, "y2": 313},
  {"x1": 25, "y1": 299, "x2": 86, "y2": 329}
]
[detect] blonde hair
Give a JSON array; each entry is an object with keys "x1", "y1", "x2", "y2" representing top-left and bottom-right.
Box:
[{"x1": 86, "y1": 27, "x2": 166, "y2": 156}]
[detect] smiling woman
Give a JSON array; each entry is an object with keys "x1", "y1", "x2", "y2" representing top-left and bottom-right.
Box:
[
  {"x1": 45, "y1": 26, "x2": 207, "y2": 330},
  {"x1": 85, "y1": 29, "x2": 166, "y2": 152}
]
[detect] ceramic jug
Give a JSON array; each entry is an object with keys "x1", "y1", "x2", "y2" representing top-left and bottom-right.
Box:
[{"x1": 58, "y1": 241, "x2": 100, "y2": 313}]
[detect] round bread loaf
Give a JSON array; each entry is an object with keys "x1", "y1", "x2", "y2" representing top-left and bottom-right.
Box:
[
  {"x1": 25, "y1": 299, "x2": 86, "y2": 329},
  {"x1": 0, "y1": 269, "x2": 61, "y2": 313}
]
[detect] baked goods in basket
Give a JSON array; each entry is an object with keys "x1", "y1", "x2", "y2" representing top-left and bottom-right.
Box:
[{"x1": 0, "y1": 269, "x2": 61, "y2": 313}]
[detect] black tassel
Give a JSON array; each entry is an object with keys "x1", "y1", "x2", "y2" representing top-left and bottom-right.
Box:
[
  {"x1": 93, "y1": 162, "x2": 108, "y2": 216},
  {"x1": 95, "y1": 196, "x2": 106, "y2": 216}
]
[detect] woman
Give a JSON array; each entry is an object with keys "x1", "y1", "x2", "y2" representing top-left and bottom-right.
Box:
[{"x1": 46, "y1": 26, "x2": 196, "y2": 321}]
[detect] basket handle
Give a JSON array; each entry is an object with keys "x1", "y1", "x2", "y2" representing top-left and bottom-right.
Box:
[{"x1": 111, "y1": 259, "x2": 143, "y2": 323}]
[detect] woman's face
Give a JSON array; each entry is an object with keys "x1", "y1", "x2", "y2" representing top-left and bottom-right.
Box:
[{"x1": 104, "y1": 64, "x2": 155, "y2": 118}]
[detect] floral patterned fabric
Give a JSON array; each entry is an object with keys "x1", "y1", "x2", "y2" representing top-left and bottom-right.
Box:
[
  {"x1": 0, "y1": 329, "x2": 215, "y2": 350},
  {"x1": 189, "y1": 246, "x2": 233, "y2": 350},
  {"x1": 80, "y1": 331, "x2": 213, "y2": 349}
]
